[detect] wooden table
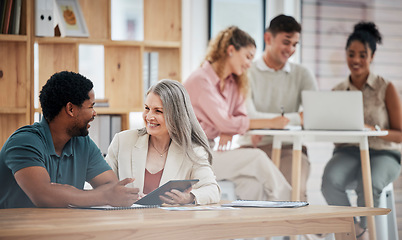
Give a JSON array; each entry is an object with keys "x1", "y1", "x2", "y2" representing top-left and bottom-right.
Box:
[
  {"x1": 249, "y1": 129, "x2": 388, "y2": 240},
  {"x1": 0, "y1": 205, "x2": 389, "y2": 239}
]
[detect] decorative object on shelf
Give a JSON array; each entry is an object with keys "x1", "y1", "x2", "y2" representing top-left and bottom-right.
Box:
[
  {"x1": 53, "y1": 0, "x2": 89, "y2": 37},
  {"x1": 35, "y1": 0, "x2": 54, "y2": 37}
]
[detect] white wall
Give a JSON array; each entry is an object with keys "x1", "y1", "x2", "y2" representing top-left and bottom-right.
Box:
[{"x1": 181, "y1": 0, "x2": 209, "y2": 82}]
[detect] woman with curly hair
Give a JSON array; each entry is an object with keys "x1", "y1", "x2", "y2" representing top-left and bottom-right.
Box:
[{"x1": 184, "y1": 26, "x2": 291, "y2": 201}]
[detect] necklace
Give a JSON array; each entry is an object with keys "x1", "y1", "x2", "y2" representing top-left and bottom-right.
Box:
[{"x1": 151, "y1": 141, "x2": 169, "y2": 157}]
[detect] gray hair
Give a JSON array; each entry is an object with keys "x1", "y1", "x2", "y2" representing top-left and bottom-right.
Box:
[{"x1": 138, "y1": 79, "x2": 213, "y2": 164}]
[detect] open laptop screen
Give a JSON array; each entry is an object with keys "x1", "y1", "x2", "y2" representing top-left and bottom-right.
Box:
[{"x1": 302, "y1": 91, "x2": 364, "y2": 131}]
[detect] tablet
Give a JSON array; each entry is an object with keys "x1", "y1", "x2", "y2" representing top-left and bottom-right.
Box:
[{"x1": 135, "y1": 179, "x2": 199, "y2": 206}]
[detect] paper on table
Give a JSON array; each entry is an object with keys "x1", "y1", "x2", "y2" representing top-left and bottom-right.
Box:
[
  {"x1": 285, "y1": 125, "x2": 302, "y2": 131},
  {"x1": 256, "y1": 125, "x2": 302, "y2": 131},
  {"x1": 221, "y1": 200, "x2": 309, "y2": 208},
  {"x1": 161, "y1": 205, "x2": 238, "y2": 211}
]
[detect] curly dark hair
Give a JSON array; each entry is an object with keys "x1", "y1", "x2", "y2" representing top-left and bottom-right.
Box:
[
  {"x1": 39, "y1": 71, "x2": 93, "y2": 122},
  {"x1": 266, "y1": 14, "x2": 301, "y2": 36},
  {"x1": 346, "y1": 21, "x2": 382, "y2": 56}
]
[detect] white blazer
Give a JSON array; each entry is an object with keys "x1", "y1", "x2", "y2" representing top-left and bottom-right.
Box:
[{"x1": 105, "y1": 130, "x2": 220, "y2": 205}]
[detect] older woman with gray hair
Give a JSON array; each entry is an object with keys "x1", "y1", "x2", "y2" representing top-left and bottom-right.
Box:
[{"x1": 106, "y1": 79, "x2": 220, "y2": 205}]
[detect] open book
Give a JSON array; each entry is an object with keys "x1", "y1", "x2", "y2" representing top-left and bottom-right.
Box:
[{"x1": 221, "y1": 200, "x2": 309, "y2": 208}]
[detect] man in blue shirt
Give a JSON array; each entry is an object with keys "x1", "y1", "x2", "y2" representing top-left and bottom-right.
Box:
[{"x1": 0, "y1": 71, "x2": 139, "y2": 208}]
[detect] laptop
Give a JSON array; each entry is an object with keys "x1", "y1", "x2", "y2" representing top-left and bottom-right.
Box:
[{"x1": 302, "y1": 91, "x2": 365, "y2": 131}]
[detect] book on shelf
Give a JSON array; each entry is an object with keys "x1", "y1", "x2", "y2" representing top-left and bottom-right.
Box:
[
  {"x1": 143, "y1": 52, "x2": 159, "y2": 97},
  {"x1": 89, "y1": 114, "x2": 122, "y2": 156},
  {"x1": 98, "y1": 115, "x2": 110, "y2": 155},
  {"x1": 0, "y1": 0, "x2": 6, "y2": 33},
  {"x1": 1, "y1": 0, "x2": 22, "y2": 35},
  {"x1": 11, "y1": 0, "x2": 21, "y2": 34},
  {"x1": 143, "y1": 51, "x2": 149, "y2": 94},
  {"x1": 110, "y1": 115, "x2": 122, "y2": 140},
  {"x1": 2, "y1": 0, "x2": 13, "y2": 34}
]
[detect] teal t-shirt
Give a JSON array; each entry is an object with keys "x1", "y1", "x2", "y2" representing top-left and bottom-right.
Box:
[{"x1": 0, "y1": 118, "x2": 111, "y2": 208}]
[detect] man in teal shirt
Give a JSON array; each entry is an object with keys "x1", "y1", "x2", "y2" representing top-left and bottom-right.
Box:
[{"x1": 0, "y1": 71, "x2": 139, "y2": 208}]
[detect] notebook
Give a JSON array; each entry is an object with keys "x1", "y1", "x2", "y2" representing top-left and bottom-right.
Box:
[
  {"x1": 69, "y1": 203, "x2": 159, "y2": 210},
  {"x1": 302, "y1": 91, "x2": 365, "y2": 131}
]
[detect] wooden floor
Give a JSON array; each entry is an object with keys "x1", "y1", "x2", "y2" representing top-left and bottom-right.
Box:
[{"x1": 305, "y1": 142, "x2": 402, "y2": 239}]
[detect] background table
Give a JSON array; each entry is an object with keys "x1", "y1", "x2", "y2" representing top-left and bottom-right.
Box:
[
  {"x1": 0, "y1": 205, "x2": 390, "y2": 239},
  {"x1": 249, "y1": 129, "x2": 388, "y2": 240}
]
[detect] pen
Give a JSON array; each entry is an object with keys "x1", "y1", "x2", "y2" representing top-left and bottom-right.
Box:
[{"x1": 280, "y1": 106, "x2": 284, "y2": 117}]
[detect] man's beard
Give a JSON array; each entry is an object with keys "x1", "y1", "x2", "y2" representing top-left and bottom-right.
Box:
[
  {"x1": 78, "y1": 125, "x2": 89, "y2": 136},
  {"x1": 70, "y1": 120, "x2": 90, "y2": 137}
]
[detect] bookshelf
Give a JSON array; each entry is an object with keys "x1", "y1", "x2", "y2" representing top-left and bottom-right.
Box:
[
  {"x1": 0, "y1": 0, "x2": 33, "y2": 147},
  {"x1": 0, "y1": 0, "x2": 182, "y2": 147}
]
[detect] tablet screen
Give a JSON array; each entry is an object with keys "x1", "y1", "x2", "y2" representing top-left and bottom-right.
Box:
[{"x1": 135, "y1": 179, "x2": 199, "y2": 205}]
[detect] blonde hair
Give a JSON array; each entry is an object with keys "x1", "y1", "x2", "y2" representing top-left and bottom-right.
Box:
[{"x1": 204, "y1": 26, "x2": 256, "y2": 98}]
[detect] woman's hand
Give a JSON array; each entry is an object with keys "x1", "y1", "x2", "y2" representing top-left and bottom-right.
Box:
[
  {"x1": 364, "y1": 124, "x2": 376, "y2": 131},
  {"x1": 218, "y1": 133, "x2": 233, "y2": 151},
  {"x1": 299, "y1": 112, "x2": 304, "y2": 126},
  {"x1": 270, "y1": 116, "x2": 290, "y2": 129},
  {"x1": 137, "y1": 192, "x2": 146, "y2": 200},
  {"x1": 251, "y1": 135, "x2": 262, "y2": 148},
  {"x1": 160, "y1": 187, "x2": 195, "y2": 205}
]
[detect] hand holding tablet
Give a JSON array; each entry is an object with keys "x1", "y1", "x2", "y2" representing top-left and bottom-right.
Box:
[{"x1": 135, "y1": 179, "x2": 199, "y2": 206}]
